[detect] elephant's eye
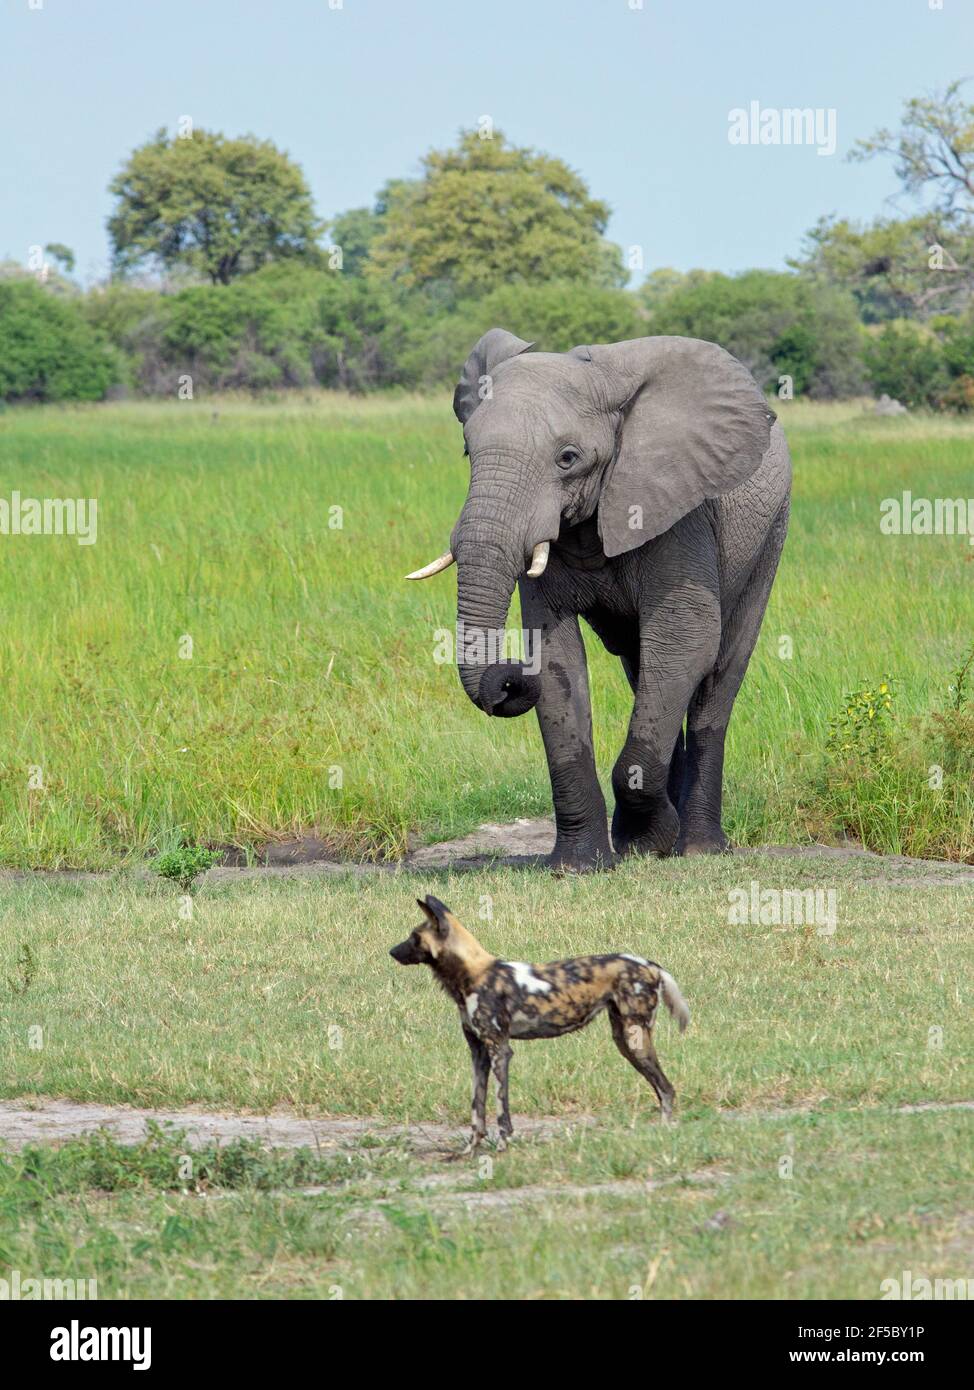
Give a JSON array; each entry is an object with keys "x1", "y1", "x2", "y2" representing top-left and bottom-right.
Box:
[{"x1": 557, "y1": 447, "x2": 581, "y2": 468}]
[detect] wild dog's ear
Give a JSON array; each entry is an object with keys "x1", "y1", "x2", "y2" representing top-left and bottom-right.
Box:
[{"x1": 418, "y1": 895, "x2": 451, "y2": 937}]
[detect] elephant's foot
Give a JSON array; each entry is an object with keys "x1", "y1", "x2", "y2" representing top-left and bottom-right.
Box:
[
  {"x1": 546, "y1": 834, "x2": 614, "y2": 875},
  {"x1": 611, "y1": 800, "x2": 681, "y2": 859},
  {"x1": 675, "y1": 826, "x2": 730, "y2": 857}
]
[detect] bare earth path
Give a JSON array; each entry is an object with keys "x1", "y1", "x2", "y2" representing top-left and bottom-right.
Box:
[
  {"x1": 211, "y1": 818, "x2": 974, "y2": 885},
  {"x1": 1, "y1": 1096, "x2": 971, "y2": 1155},
  {"x1": 4, "y1": 816, "x2": 972, "y2": 885}
]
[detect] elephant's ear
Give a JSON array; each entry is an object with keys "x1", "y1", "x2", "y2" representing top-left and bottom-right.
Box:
[
  {"x1": 453, "y1": 328, "x2": 534, "y2": 425},
  {"x1": 588, "y1": 337, "x2": 776, "y2": 559}
]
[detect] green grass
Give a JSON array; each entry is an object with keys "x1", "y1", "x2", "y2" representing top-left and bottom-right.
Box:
[
  {"x1": 1, "y1": 1108, "x2": 970, "y2": 1299},
  {"x1": 0, "y1": 864, "x2": 971, "y2": 1299},
  {"x1": 1, "y1": 394, "x2": 972, "y2": 868}
]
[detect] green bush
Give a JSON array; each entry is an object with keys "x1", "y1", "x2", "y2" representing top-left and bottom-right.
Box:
[
  {"x1": 862, "y1": 321, "x2": 950, "y2": 407},
  {"x1": 155, "y1": 845, "x2": 220, "y2": 891},
  {"x1": 134, "y1": 264, "x2": 405, "y2": 394},
  {"x1": 805, "y1": 659, "x2": 974, "y2": 862},
  {"x1": 0, "y1": 279, "x2": 120, "y2": 402},
  {"x1": 397, "y1": 280, "x2": 646, "y2": 388},
  {"x1": 645, "y1": 269, "x2": 865, "y2": 399}
]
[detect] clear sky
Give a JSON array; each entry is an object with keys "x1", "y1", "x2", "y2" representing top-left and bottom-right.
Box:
[{"x1": 0, "y1": 0, "x2": 969, "y2": 285}]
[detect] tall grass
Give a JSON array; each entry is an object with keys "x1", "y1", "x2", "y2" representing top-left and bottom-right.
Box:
[{"x1": 0, "y1": 394, "x2": 971, "y2": 867}]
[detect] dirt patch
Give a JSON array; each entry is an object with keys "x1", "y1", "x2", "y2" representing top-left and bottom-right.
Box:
[
  {"x1": 1, "y1": 1096, "x2": 970, "y2": 1155},
  {"x1": 3, "y1": 816, "x2": 973, "y2": 883},
  {"x1": 0, "y1": 1098, "x2": 595, "y2": 1156},
  {"x1": 202, "y1": 819, "x2": 974, "y2": 884}
]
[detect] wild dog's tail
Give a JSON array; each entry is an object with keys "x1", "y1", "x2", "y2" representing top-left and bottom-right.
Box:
[{"x1": 658, "y1": 969, "x2": 689, "y2": 1033}]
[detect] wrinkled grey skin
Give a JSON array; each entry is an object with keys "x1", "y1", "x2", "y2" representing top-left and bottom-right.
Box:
[{"x1": 439, "y1": 328, "x2": 791, "y2": 874}]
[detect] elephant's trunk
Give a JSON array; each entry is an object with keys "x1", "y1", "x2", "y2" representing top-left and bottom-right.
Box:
[{"x1": 453, "y1": 461, "x2": 544, "y2": 718}]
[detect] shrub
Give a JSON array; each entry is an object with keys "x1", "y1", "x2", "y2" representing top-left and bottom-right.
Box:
[
  {"x1": 155, "y1": 845, "x2": 220, "y2": 891},
  {"x1": 397, "y1": 280, "x2": 645, "y2": 388},
  {"x1": 862, "y1": 321, "x2": 949, "y2": 407},
  {"x1": 131, "y1": 265, "x2": 406, "y2": 394},
  {"x1": 646, "y1": 270, "x2": 865, "y2": 399},
  {"x1": 0, "y1": 280, "x2": 119, "y2": 402},
  {"x1": 805, "y1": 660, "x2": 974, "y2": 862}
]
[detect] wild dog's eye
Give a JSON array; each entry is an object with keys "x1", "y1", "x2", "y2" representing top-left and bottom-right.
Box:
[{"x1": 557, "y1": 447, "x2": 581, "y2": 468}]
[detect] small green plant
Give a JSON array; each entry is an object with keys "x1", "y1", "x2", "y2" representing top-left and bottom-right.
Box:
[
  {"x1": 948, "y1": 642, "x2": 974, "y2": 712},
  {"x1": 7, "y1": 942, "x2": 36, "y2": 995},
  {"x1": 155, "y1": 845, "x2": 220, "y2": 892},
  {"x1": 827, "y1": 676, "x2": 895, "y2": 758}
]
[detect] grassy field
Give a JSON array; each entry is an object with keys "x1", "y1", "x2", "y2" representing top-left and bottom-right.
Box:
[
  {"x1": 0, "y1": 395, "x2": 971, "y2": 1299},
  {"x1": 1, "y1": 394, "x2": 972, "y2": 868},
  {"x1": 0, "y1": 862, "x2": 971, "y2": 1298}
]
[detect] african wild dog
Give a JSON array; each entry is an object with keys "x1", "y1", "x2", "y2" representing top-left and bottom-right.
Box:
[{"x1": 390, "y1": 895, "x2": 689, "y2": 1153}]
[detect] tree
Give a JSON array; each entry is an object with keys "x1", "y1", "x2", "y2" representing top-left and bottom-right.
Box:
[
  {"x1": 834, "y1": 83, "x2": 974, "y2": 321},
  {"x1": 327, "y1": 207, "x2": 384, "y2": 276},
  {"x1": 108, "y1": 129, "x2": 324, "y2": 285},
  {"x1": 365, "y1": 129, "x2": 627, "y2": 297},
  {"x1": 851, "y1": 80, "x2": 974, "y2": 217},
  {"x1": 792, "y1": 215, "x2": 974, "y2": 321},
  {"x1": 44, "y1": 243, "x2": 75, "y2": 275}
]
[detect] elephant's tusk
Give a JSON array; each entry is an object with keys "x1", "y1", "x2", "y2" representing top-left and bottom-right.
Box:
[
  {"x1": 405, "y1": 551, "x2": 455, "y2": 581},
  {"x1": 526, "y1": 541, "x2": 550, "y2": 578}
]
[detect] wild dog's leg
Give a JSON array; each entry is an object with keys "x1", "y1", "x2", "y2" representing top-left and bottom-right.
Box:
[
  {"x1": 487, "y1": 1040, "x2": 514, "y2": 1149},
  {"x1": 608, "y1": 1003, "x2": 675, "y2": 1120},
  {"x1": 460, "y1": 1024, "x2": 490, "y2": 1155}
]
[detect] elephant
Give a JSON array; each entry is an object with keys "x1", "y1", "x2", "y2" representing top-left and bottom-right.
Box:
[{"x1": 407, "y1": 329, "x2": 791, "y2": 874}]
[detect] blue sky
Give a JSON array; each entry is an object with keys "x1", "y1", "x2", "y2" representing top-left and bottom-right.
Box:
[{"x1": 0, "y1": 0, "x2": 969, "y2": 284}]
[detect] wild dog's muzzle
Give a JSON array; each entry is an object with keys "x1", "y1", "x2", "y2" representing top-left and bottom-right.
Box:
[{"x1": 389, "y1": 937, "x2": 422, "y2": 964}]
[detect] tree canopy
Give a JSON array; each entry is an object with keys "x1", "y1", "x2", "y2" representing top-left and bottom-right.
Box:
[
  {"x1": 365, "y1": 129, "x2": 627, "y2": 297},
  {"x1": 108, "y1": 128, "x2": 323, "y2": 285},
  {"x1": 851, "y1": 80, "x2": 974, "y2": 217}
]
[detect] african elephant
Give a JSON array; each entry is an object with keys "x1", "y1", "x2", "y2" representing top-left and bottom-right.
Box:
[{"x1": 407, "y1": 330, "x2": 791, "y2": 873}]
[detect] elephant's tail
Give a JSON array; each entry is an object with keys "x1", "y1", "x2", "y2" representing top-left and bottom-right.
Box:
[{"x1": 658, "y1": 969, "x2": 689, "y2": 1033}]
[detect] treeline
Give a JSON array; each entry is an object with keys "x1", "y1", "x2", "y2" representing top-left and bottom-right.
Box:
[{"x1": 3, "y1": 94, "x2": 974, "y2": 409}]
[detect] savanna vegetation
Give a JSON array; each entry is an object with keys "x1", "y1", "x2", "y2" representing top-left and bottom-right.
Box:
[
  {"x1": 0, "y1": 861, "x2": 970, "y2": 1298},
  {"x1": 2, "y1": 81, "x2": 973, "y2": 1307},
  {"x1": 4, "y1": 83, "x2": 974, "y2": 407},
  {"x1": 0, "y1": 394, "x2": 972, "y2": 870}
]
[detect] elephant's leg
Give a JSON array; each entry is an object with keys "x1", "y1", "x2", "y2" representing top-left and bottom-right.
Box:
[
  {"x1": 611, "y1": 542, "x2": 721, "y2": 860},
  {"x1": 667, "y1": 727, "x2": 687, "y2": 812},
  {"x1": 519, "y1": 579, "x2": 611, "y2": 873},
  {"x1": 677, "y1": 505, "x2": 789, "y2": 856},
  {"x1": 624, "y1": 651, "x2": 688, "y2": 811}
]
